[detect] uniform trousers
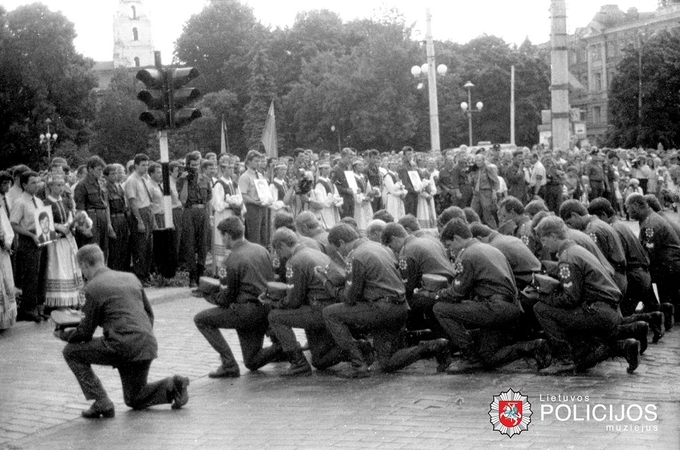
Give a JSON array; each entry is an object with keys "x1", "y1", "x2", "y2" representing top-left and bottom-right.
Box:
[
  {"x1": 107, "y1": 214, "x2": 130, "y2": 272},
  {"x1": 87, "y1": 209, "x2": 109, "y2": 259},
  {"x1": 193, "y1": 302, "x2": 273, "y2": 371},
  {"x1": 172, "y1": 207, "x2": 183, "y2": 263},
  {"x1": 655, "y1": 275, "x2": 680, "y2": 320},
  {"x1": 433, "y1": 298, "x2": 521, "y2": 357},
  {"x1": 339, "y1": 193, "x2": 355, "y2": 219},
  {"x1": 63, "y1": 339, "x2": 174, "y2": 409},
  {"x1": 542, "y1": 184, "x2": 563, "y2": 213},
  {"x1": 623, "y1": 268, "x2": 657, "y2": 316},
  {"x1": 403, "y1": 192, "x2": 418, "y2": 217},
  {"x1": 130, "y1": 207, "x2": 154, "y2": 281},
  {"x1": 471, "y1": 189, "x2": 497, "y2": 228},
  {"x1": 243, "y1": 204, "x2": 267, "y2": 246},
  {"x1": 181, "y1": 207, "x2": 210, "y2": 273},
  {"x1": 534, "y1": 301, "x2": 621, "y2": 363},
  {"x1": 324, "y1": 300, "x2": 426, "y2": 372},
  {"x1": 269, "y1": 303, "x2": 342, "y2": 369}
]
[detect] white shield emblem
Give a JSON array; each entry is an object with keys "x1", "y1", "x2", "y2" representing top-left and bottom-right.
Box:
[{"x1": 285, "y1": 265, "x2": 294, "y2": 281}]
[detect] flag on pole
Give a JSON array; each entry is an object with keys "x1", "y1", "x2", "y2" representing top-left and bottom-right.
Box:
[
  {"x1": 220, "y1": 115, "x2": 230, "y2": 155},
  {"x1": 260, "y1": 101, "x2": 277, "y2": 158}
]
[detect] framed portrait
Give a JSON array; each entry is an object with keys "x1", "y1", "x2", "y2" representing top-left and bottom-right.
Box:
[
  {"x1": 344, "y1": 171, "x2": 359, "y2": 193},
  {"x1": 34, "y1": 205, "x2": 57, "y2": 245},
  {"x1": 407, "y1": 170, "x2": 423, "y2": 192},
  {"x1": 254, "y1": 178, "x2": 274, "y2": 204}
]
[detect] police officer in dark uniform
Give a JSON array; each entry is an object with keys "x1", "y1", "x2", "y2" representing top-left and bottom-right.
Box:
[
  {"x1": 103, "y1": 164, "x2": 129, "y2": 271},
  {"x1": 268, "y1": 228, "x2": 351, "y2": 376},
  {"x1": 74, "y1": 156, "x2": 112, "y2": 257},
  {"x1": 177, "y1": 152, "x2": 212, "y2": 288},
  {"x1": 194, "y1": 216, "x2": 284, "y2": 378},
  {"x1": 588, "y1": 198, "x2": 665, "y2": 342},
  {"x1": 533, "y1": 216, "x2": 640, "y2": 374},
  {"x1": 331, "y1": 148, "x2": 355, "y2": 218},
  {"x1": 626, "y1": 193, "x2": 680, "y2": 324},
  {"x1": 319, "y1": 224, "x2": 449, "y2": 378},
  {"x1": 432, "y1": 219, "x2": 550, "y2": 372},
  {"x1": 497, "y1": 196, "x2": 539, "y2": 256}
]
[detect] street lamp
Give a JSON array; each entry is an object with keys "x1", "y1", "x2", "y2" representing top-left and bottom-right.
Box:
[
  {"x1": 460, "y1": 81, "x2": 483, "y2": 147},
  {"x1": 331, "y1": 125, "x2": 341, "y2": 153},
  {"x1": 39, "y1": 118, "x2": 58, "y2": 161},
  {"x1": 410, "y1": 8, "x2": 446, "y2": 152}
]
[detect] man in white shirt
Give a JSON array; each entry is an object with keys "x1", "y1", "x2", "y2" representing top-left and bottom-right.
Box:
[{"x1": 529, "y1": 153, "x2": 546, "y2": 200}]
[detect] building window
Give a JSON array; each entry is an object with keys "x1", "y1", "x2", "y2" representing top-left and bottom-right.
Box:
[
  {"x1": 133, "y1": 27, "x2": 139, "y2": 41},
  {"x1": 590, "y1": 44, "x2": 602, "y2": 61},
  {"x1": 593, "y1": 106, "x2": 601, "y2": 124},
  {"x1": 134, "y1": 57, "x2": 140, "y2": 68},
  {"x1": 594, "y1": 72, "x2": 602, "y2": 91},
  {"x1": 131, "y1": 5, "x2": 137, "y2": 19}
]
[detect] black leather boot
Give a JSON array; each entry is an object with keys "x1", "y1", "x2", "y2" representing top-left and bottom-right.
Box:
[{"x1": 282, "y1": 350, "x2": 312, "y2": 377}]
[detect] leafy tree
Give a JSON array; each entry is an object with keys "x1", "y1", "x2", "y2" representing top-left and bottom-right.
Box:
[
  {"x1": 243, "y1": 49, "x2": 276, "y2": 151},
  {"x1": 607, "y1": 29, "x2": 680, "y2": 148},
  {"x1": 0, "y1": 4, "x2": 96, "y2": 169}
]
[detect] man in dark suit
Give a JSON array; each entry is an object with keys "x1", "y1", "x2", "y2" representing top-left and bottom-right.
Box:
[
  {"x1": 57, "y1": 244, "x2": 189, "y2": 418},
  {"x1": 37, "y1": 211, "x2": 58, "y2": 244},
  {"x1": 330, "y1": 148, "x2": 355, "y2": 219},
  {"x1": 397, "y1": 146, "x2": 419, "y2": 216}
]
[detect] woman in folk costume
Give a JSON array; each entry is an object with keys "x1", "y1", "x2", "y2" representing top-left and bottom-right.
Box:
[
  {"x1": 0, "y1": 171, "x2": 16, "y2": 329},
  {"x1": 383, "y1": 157, "x2": 406, "y2": 220},
  {"x1": 42, "y1": 174, "x2": 85, "y2": 309},
  {"x1": 308, "y1": 161, "x2": 342, "y2": 229},
  {"x1": 211, "y1": 156, "x2": 244, "y2": 273},
  {"x1": 416, "y1": 159, "x2": 437, "y2": 229},
  {"x1": 352, "y1": 159, "x2": 376, "y2": 233}
]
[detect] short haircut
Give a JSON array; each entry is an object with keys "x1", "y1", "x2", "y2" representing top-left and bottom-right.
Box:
[
  {"x1": 381, "y1": 223, "x2": 408, "y2": 246},
  {"x1": 295, "y1": 211, "x2": 320, "y2": 230},
  {"x1": 271, "y1": 227, "x2": 300, "y2": 249},
  {"x1": 12, "y1": 165, "x2": 31, "y2": 179},
  {"x1": 644, "y1": 194, "x2": 662, "y2": 212},
  {"x1": 292, "y1": 148, "x2": 305, "y2": 158},
  {"x1": 398, "y1": 214, "x2": 420, "y2": 232},
  {"x1": 438, "y1": 206, "x2": 467, "y2": 228},
  {"x1": 0, "y1": 171, "x2": 13, "y2": 184},
  {"x1": 38, "y1": 211, "x2": 49, "y2": 222},
  {"x1": 86, "y1": 155, "x2": 105, "y2": 170},
  {"x1": 148, "y1": 162, "x2": 161, "y2": 175},
  {"x1": 440, "y1": 218, "x2": 471, "y2": 241},
  {"x1": 205, "y1": 152, "x2": 217, "y2": 160},
  {"x1": 51, "y1": 157, "x2": 68, "y2": 166},
  {"x1": 76, "y1": 244, "x2": 105, "y2": 267},
  {"x1": 20, "y1": 170, "x2": 39, "y2": 189},
  {"x1": 185, "y1": 152, "x2": 200, "y2": 166},
  {"x1": 217, "y1": 216, "x2": 245, "y2": 240},
  {"x1": 535, "y1": 215, "x2": 568, "y2": 239},
  {"x1": 273, "y1": 212, "x2": 296, "y2": 231},
  {"x1": 103, "y1": 164, "x2": 117, "y2": 176},
  {"x1": 134, "y1": 153, "x2": 149, "y2": 166},
  {"x1": 498, "y1": 196, "x2": 525, "y2": 215},
  {"x1": 201, "y1": 159, "x2": 215, "y2": 170},
  {"x1": 328, "y1": 223, "x2": 360, "y2": 247},
  {"x1": 366, "y1": 219, "x2": 386, "y2": 237},
  {"x1": 372, "y1": 209, "x2": 394, "y2": 223},
  {"x1": 463, "y1": 207, "x2": 481, "y2": 224},
  {"x1": 244, "y1": 150, "x2": 262, "y2": 163},
  {"x1": 469, "y1": 222, "x2": 493, "y2": 238},
  {"x1": 169, "y1": 161, "x2": 180, "y2": 172},
  {"x1": 625, "y1": 193, "x2": 647, "y2": 209},
  {"x1": 525, "y1": 199, "x2": 549, "y2": 217},
  {"x1": 588, "y1": 198, "x2": 615, "y2": 218},
  {"x1": 340, "y1": 216, "x2": 358, "y2": 229},
  {"x1": 531, "y1": 210, "x2": 553, "y2": 229},
  {"x1": 559, "y1": 199, "x2": 588, "y2": 220}
]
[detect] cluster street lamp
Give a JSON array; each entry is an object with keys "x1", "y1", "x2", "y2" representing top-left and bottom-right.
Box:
[
  {"x1": 330, "y1": 125, "x2": 342, "y2": 153},
  {"x1": 39, "y1": 118, "x2": 58, "y2": 161},
  {"x1": 460, "y1": 81, "x2": 483, "y2": 147},
  {"x1": 410, "y1": 8, "x2": 446, "y2": 152}
]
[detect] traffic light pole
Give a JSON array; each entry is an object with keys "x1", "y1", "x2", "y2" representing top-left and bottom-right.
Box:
[{"x1": 159, "y1": 129, "x2": 174, "y2": 229}]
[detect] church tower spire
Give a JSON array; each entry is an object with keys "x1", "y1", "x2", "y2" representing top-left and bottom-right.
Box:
[{"x1": 113, "y1": 0, "x2": 154, "y2": 68}]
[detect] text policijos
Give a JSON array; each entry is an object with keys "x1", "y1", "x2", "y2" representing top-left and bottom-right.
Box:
[{"x1": 539, "y1": 395, "x2": 658, "y2": 429}]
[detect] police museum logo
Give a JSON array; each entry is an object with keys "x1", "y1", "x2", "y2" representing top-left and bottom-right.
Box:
[{"x1": 489, "y1": 389, "x2": 532, "y2": 437}]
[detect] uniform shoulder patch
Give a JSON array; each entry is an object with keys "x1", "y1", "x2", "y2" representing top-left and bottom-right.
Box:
[
  {"x1": 272, "y1": 257, "x2": 280, "y2": 269},
  {"x1": 588, "y1": 232, "x2": 598, "y2": 243},
  {"x1": 285, "y1": 265, "x2": 294, "y2": 281},
  {"x1": 644, "y1": 227, "x2": 654, "y2": 240},
  {"x1": 218, "y1": 267, "x2": 227, "y2": 279},
  {"x1": 520, "y1": 235, "x2": 530, "y2": 246},
  {"x1": 398, "y1": 257, "x2": 408, "y2": 272},
  {"x1": 453, "y1": 261, "x2": 464, "y2": 275}
]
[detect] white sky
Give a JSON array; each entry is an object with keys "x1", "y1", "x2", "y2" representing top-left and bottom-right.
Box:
[{"x1": 0, "y1": 0, "x2": 660, "y2": 61}]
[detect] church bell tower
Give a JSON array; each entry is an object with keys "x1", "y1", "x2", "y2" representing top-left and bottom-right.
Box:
[{"x1": 113, "y1": 0, "x2": 154, "y2": 68}]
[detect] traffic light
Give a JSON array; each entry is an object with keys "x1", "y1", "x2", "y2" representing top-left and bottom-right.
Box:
[
  {"x1": 136, "y1": 68, "x2": 169, "y2": 129},
  {"x1": 168, "y1": 67, "x2": 202, "y2": 128}
]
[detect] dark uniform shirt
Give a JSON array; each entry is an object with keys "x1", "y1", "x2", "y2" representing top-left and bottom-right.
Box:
[
  {"x1": 218, "y1": 239, "x2": 274, "y2": 306},
  {"x1": 514, "y1": 215, "x2": 539, "y2": 256},
  {"x1": 282, "y1": 246, "x2": 333, "y2": 309},
  {"x1": 105, "y1": 181, "x2": 127, "y2": 215},
  {"x1": 487, "y1": 231, "x2": 541, "y2": 286},
  {"x1": 584, "y1": 216, "x2": 627, "y2": 275},
  {"x1": 639, "y1": 211, "x2": 680, "y2": 280},
  {"x1": 610, "y1": 218, "x2": 649, "y2": 270},
  {"x1": 74, "y1": 174, "x2": 107, "y2": 211},
  {"x1": 177, "y1": 172, "x2": 212, "y2": 207},
  {"x1": 566, "y1": 229, "x2": 616, "y2": 280},
  {"x1": 64, "y1": 268, "x2": 157, "y2": 362},
  {"x1": 398, "y1": 235, "x2": 455, "y2": 301},
  {"x1": 545, "y1": 240, "x2": 621, "y2": 309},
  {"x1": 333, "y1": 239, "x2": 405, "y2": 305},
  {"x1": 438, "y1": 239, "x2": 518, "y2": 304}
]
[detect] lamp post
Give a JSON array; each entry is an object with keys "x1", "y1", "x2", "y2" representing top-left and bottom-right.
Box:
[
  {"x1": 331, "y1": 125, "x2": 341, "y2": 153},
  {"x1": 39, "y1": 118, "x2": 58, "y2": 161},
  {"x1": 410, "y1": 8, "x2": 446, "y2": 152},
  {"x1": 460, "y1": 81, "x2": 483, "y2": 147}
]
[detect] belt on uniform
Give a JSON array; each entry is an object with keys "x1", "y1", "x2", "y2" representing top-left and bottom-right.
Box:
[
  {"x1": 372, "y1": 296, "x2": 406, "y2": 305},
  {"x1": 110, "y1": 213, "x2": 126, "y2": 218},
  {"x1": 187, "y1": 204, "x2": 205, "y2": 209}
]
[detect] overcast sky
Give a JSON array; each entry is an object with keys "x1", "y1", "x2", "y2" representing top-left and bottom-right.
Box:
[{"x1": 0, "y1": 0, "x2": 660, "y2": 61}]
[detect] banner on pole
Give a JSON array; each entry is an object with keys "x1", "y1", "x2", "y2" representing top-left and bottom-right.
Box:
[
  {"x1": 220, "y1": 116, "x2": 229, "y2": 155},
  {"x1": 260, "y1": 101, "x2": 277, "y2": 158}
]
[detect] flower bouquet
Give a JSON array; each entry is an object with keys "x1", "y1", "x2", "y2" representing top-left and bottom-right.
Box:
[{"x1": 72, "y1": 211, "x2": 93, "y2": 237}]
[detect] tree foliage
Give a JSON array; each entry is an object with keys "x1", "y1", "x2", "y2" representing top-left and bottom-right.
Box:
[
  {"x1": 0, "y1": 4, "x2": 96, "y2": 169},
  {"x1": 607, "y1": 29, "x2": 680, "y2": 148}
]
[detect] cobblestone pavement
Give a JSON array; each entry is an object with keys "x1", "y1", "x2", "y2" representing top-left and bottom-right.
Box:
[{"x1": 1, "y1": 219, "x2": 679, "y2": 449}]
